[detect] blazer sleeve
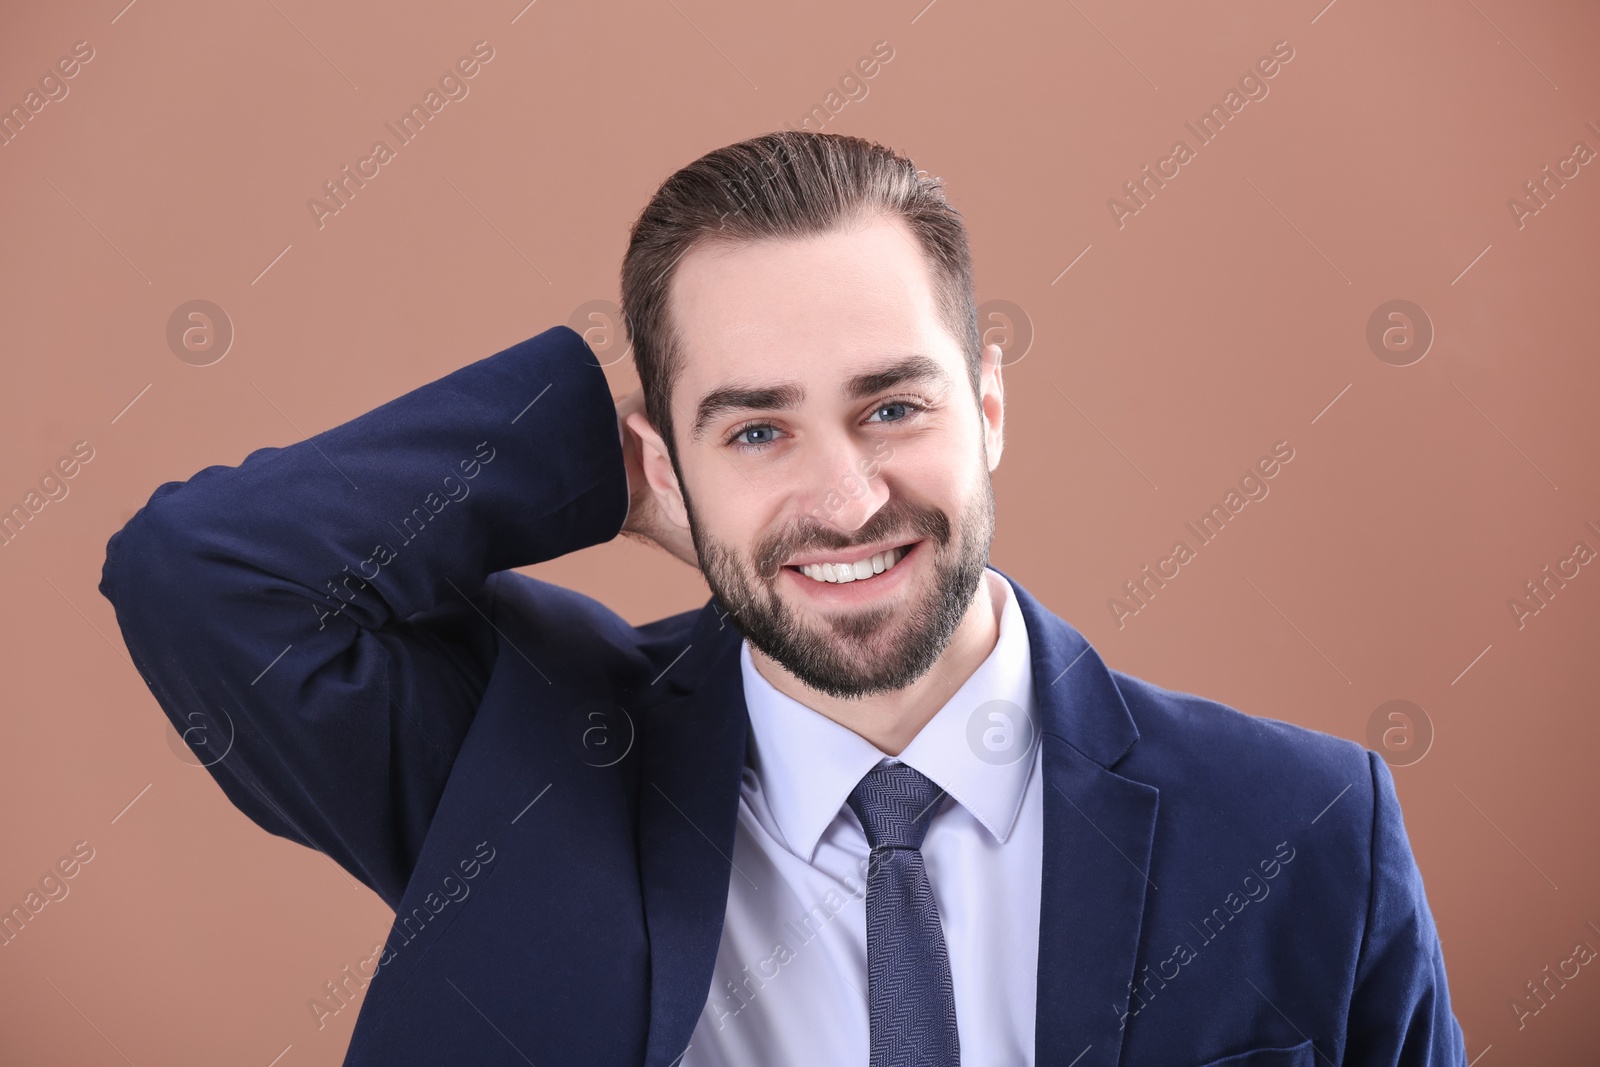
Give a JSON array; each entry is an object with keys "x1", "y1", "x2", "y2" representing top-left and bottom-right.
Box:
[
  {"x1": 1343, "y1": 751, "x2": 1468, "y2": 1066},
  {"x1": 97, "y1": 325, "x2": 629, "y2": 910}
]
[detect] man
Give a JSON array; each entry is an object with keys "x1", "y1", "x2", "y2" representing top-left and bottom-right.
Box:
[{"x1": 99, "y1": 131, "x2": 1466, "y2": 1066}]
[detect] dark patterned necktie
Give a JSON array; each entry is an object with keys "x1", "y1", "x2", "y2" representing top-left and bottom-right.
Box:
[{"x1": 847, "y1": 761, "x2": 961, "y2": 1067}]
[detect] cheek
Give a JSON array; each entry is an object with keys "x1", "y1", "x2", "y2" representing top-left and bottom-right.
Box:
[
  {"x1": 892, "y1": 443, "x2": 974, "y2": 507},
  {"x1": 689, "y1": 465, "x2": 775, "y2": 548}
]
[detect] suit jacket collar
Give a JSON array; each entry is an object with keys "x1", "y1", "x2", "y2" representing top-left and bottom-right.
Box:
[
  {"x1": 636, "y1": 567, "x2": 1159, "y2": 1067},
  {"x1": 636, "y1": 599, "x2": 749, "y2": 1067}
]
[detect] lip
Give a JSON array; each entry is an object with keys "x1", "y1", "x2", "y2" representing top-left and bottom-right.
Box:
[
  {"x1": 782, "y1": 537, "x2": 921, "y2": 569},
  {"x1": 781, "y1": 539, "x2": 924, "y2": 603}
]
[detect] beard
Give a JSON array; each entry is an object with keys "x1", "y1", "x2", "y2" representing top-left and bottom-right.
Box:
[{"x1": 686, "y1": 474, "x2": 996, "y2": 701}]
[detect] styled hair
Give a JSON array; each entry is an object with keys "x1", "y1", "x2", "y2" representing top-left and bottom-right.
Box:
[{"x1": 619, "y1": 130, "x2": 981, "y2": 469}]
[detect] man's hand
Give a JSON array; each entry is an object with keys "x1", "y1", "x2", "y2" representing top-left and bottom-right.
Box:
[{"x1": 615, "y1": 389, "x2": 700, "y2": 570}]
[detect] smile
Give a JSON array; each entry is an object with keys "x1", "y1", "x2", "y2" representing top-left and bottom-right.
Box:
[{"x1": 794, "y1": 544, "x2": 910, "y2": 585}]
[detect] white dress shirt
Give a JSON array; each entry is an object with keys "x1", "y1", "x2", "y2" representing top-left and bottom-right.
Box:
[{"x1": 683, "y1": 567, "x2": 1043, "y2": 1067}]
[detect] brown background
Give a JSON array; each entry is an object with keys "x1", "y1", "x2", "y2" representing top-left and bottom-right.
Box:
[{"x1": 2, "y1": 0, "x2": 1596, "y2": 1063}]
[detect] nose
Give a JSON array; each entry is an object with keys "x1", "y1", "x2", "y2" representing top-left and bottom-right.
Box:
[{"x1": 796, "y1": 435, "x2": 890, "y2": 535}]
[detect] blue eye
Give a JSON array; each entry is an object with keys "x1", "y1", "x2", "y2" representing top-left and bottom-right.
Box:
[
  {"x1": 867, "y1": 401, "x2": 913, "y2": 423},
  {"x1": 730, "y1": 424, "x2": 778, "y2": 448},
  {"x1": 723, "y1": 397, "x2": 927, "y2": 453}
]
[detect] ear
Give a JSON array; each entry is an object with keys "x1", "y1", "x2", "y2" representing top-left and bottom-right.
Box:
[
  {"x1": 980, "y1": 342, "x2": 1005, "y2": 471},
  {"x1": 624, "y1": 410, "x2": 692, "y2": 530}
]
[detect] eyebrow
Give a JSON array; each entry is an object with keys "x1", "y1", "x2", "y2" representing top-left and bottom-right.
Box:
[{"x1": 691, "y1": 354, "x2": 951, "y2": 441}]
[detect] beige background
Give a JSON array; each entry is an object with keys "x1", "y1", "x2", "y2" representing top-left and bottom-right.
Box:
[{"x1": 2, "y1": 0, "x2": 1597, "y2": 1062}]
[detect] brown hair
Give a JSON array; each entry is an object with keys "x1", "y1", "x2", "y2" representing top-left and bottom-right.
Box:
[{"x1": 619, "y1": 130, "x2": 981, "y2": 470}]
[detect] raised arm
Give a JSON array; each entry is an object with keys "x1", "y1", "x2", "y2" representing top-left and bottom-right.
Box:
[{"x1": 97, "y1": 325, "x2": 628, "y2": 908}]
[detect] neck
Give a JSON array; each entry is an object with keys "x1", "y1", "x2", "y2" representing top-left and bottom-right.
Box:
[{"x1": 750, "y1": 570, "x2": 1004, "y2": 756}]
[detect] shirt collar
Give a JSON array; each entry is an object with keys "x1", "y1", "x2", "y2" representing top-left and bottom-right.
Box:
[{"x1": 739, "y1": 567, "x2": 1040, "y2": 863}]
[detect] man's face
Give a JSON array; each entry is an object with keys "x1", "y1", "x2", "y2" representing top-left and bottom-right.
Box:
[{"x1": 642, "y1": 212, "x2": 1005, "y2": 700}]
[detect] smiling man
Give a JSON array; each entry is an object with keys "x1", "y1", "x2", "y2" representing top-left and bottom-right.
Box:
[
  {"x1": 630, "y1": 205, "x2": 1002, "y2": 736},
  {"x1": 100, "y1": 131, "x2": 1466, "y2": 1066}
]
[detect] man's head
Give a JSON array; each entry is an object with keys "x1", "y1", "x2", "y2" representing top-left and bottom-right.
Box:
[{"x1": 620, "y1": 131, "x2": 1005, "y2": 701}]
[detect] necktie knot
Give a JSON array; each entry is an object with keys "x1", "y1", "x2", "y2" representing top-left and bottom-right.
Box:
[{"x1": 847, "y1": 761, "x2": 947, "y2": 851}]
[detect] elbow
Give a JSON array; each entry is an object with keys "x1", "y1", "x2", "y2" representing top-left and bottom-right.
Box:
[{"x1": 98, "y1": 489, "x2": 204, "y2": 627}]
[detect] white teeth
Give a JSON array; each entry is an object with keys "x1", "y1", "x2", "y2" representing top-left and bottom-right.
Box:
[{"x1": 799, "y1": 546, "x2": 907, "y2": 584}]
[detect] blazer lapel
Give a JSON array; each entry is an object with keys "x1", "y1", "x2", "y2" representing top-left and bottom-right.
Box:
[
  {"x1": 636, "y1": 597, "x2": 750, "y2": 1067},
  {"x1": 998, "y1": 570, "x2": 1160, "y2": 1067}
]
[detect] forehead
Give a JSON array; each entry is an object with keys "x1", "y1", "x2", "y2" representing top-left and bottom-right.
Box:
[{"x1": 665, "y1": 213, "x2": 961, "y2": 417}]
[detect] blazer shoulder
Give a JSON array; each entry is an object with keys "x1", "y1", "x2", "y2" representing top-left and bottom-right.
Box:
[
  {"x1": 1108, "y1": 667, "x2": 1375, "y2": 830},
  {"x1": 489, "y1": 571, "x2": 706, "y2": 692}
]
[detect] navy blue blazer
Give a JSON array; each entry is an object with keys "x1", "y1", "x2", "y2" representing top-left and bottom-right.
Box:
[{"x1": 99, "y1": 325, "x2": 1466, "y2": 1066}]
